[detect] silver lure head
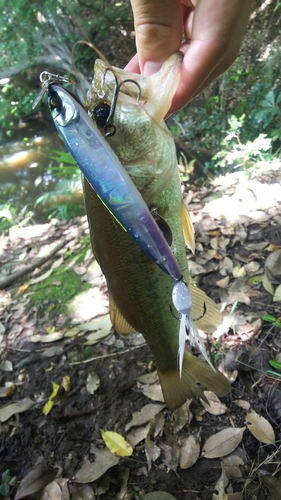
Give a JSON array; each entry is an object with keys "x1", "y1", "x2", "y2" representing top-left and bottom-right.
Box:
[{"x1": 172, "y1": 280, "x2": 192, "y2": 316}]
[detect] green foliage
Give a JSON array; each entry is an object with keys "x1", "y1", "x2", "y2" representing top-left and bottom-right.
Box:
[
  {"x1": 0, "y1": 203, "x2": 33, "y2": 235},
  {"x1": 212, "y1": 114, "x2": 276, "y2": 175},
  {"x1": 0, "y1": 470, "x2": 16, "y2": 497},
  {"x1": 34, "y1": 149, "x2": 84, "y2": 221},
  {"x1": 262, "y1": 315, "x2": 281, "y2": 328}
]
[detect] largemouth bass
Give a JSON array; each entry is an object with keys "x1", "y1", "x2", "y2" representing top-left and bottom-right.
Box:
[{"x1": 84, "y1": 54, "x2": 230, "y2": 410}]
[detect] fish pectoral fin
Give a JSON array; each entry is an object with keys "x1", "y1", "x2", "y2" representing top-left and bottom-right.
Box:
[
  {"x1": 109, "y1": 294, "x2": 137, "y2": 336},
  {"x1": 181, "y1": 200, "x2": 195, "y2": 253},
  {"x1": 189, "y1": 283, "x2": 222, "y2": 333},
  {"x1": 158, "y1": 351, "x2": 231, "y2": 411}
]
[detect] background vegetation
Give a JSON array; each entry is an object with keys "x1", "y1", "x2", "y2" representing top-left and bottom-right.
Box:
[{"x1": 0, "y1": 0, "x2": 280, "y2": 230}]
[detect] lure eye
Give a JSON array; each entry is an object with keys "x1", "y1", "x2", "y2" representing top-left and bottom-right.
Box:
[
  {"x1": 49, "y1": 93, "x2": 62, "y2": 112},
  {"x1": 92, "y1": 102, "x2": 110, "y2": 127}
]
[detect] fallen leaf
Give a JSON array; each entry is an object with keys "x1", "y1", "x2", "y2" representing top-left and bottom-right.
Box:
[
  {"x1": 46, "y1": 326, "x2": 56, "y2": 334},
  {"x1": 221, "y1": 448, "x2": 247, "y2": 478},
  {"x1": 261, "y1": 475, "x2": 281, "y2": 500},
  {"x1": 273, "y1": 284, "x2": 281, "y2": 302},
  {"x1": 17, "y1": 284, "x2": 29, "y2": 295},
  {"x1": 244, "y1": 261, "x2": 260, "y2": 274},
  {"x1": 0, "y1": 359, "x2": 13, "y2": 371},
  {"x1": 246, "y1": 409, "x2": 275, "y2": 444},
  {"x1": 127, "y1": 424, "x2": 150, "y2": 446},
  {"x1": 137, "y1": 371, "x2": 158, "y2": 385},
  {"x1": 38, "y1": 480, "x2": 62, "y2": 500},
  {"x1": 216, "y1": 276, "x2": 230, "y2": 288},
  {"x1": 0, "y1": 398, "x2": 34, "y2": 423},
  {"x1": 145, "y1": 435, "x2": 161, "y2": 471},
  {"x1": 125, "y1": 404, "x2": 165, "y2": 431},
  {"x1": 100, "y1": 430, "x2": 133, "y2": 457},
  {"x1": 86, "y1": 373, "x2": 100, "y2": 394},
  {"x1": 0, "y1": 382, "x2": 16, "y2": 398},
  {"x1": 212, "y1": 465, "x2": 232, "y2": 500},
  {"x1": 28, "y1": 268, "x2": 54, "y2": 285},
  {"x1": 201, "y1": 427, "x2": 246, "y2": 459},
  {"x1": 74, "y1": 446, "x2": 119, "y2": 483},
  {"x1": 160, "y1": 440, "x2": 180, "y2": 472},
  {"x1": 15, "y1": 463, "x2": 57, "y2": 500},
  {"x1": 233, "y1": 266, "x2": 246, "y2": 278},
  {"x1": 265, "y1": 249, "x2": 281, "y2": 276},
  {"x1": 30, "y1": 332, "x2": 64, "y2": 343},
  {"x1": 201, "y1": 391, "x2": 228, "y2": 415},
  {"x1": 62, "y1": 376, "x2": 71, "y2": 392},
  {"x1": 226, "y1": 493, "x2": 243, "y2": 500},
  {"x1": 266, "y1": 244, "x2": 280, "y2": 252},
  {"x1": 220, "y1": 257, "x2": 233, "y2": 276},
  {"x1": 262, "y1": 273, "x2": 275, "y2": 295},
  {"x1": 140, "y1": 383, "x2": 165, "y2": 403},
  {"x1": 233, "y1": 400, "x2": 250, "y2": 411},
  {"x1": 179, "y1": 434, "x2": 200, "y2": 469},
  {"x1": 172, "y1": 400, "x2": 192, "y2": 432},
  {"x1": 43, "y1": 382, "x2": 60, "y2": 416}
]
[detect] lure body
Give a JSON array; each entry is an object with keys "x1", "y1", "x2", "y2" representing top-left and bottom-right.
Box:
[{"x1": 48, "y1": 84, "x2": 184, "y2": 283}]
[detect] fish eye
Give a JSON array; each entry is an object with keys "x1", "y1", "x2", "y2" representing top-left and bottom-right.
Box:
[{"x1": 92, "y1": 102, "x2": 110, "y2": 127}]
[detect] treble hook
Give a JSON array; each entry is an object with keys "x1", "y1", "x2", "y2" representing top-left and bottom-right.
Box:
[
  {"x1": 169, "y1": 302, "x2": 207, "y2": 323},
  {"x1": 102, "y1": 68, "x2": 142, "y2": 137}
]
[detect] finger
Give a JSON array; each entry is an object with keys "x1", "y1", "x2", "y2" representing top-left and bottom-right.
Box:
[
  {"x1": 125, "y1": 53, "x2": 141, "y2": 73},
  {"x1": 130, "y1": 0, "x2": 182, "y2": 75},
  {"x1": 170, "y1": 0, "x2": 253, "y2": 113}
]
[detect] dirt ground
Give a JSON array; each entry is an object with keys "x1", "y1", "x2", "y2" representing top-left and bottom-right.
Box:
[{"x1": 0, "y1": 166, "x2": 281, "y2": 500}]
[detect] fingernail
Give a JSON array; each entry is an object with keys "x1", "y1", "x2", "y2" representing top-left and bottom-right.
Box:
[{"x1": 143, "y1": 61, "x2": 162, "y2": 76}]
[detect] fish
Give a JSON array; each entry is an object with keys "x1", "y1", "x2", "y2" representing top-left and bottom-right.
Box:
[
  {"x1": 83, "y1": 53, "x2": 231, "y2": 410},
  {"x1": 38, "y1": 55, "x2": 230, "y2": 410}
]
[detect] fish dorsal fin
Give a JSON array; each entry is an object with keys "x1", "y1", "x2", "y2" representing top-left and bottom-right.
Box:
[
  {"x1": 189, "y1": 283, "x2": 222, "y2": 333},
  {"x1": 181, "y1": 200, "x2": 195, "y2": 253},
  {"x1": 109, "y1": 294, "x2": 136, "y2": 336}
]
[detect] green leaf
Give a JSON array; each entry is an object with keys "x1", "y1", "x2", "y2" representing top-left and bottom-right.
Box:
[
  {"x1": 0, "y1": 483, "x2": 10, "y2": 495},
  {"x1": 269, "y1": 360, "x2": 281, "y2": 371},
  {"x1": 262, "y1": 315, "x2": 277, "y2": 323}
]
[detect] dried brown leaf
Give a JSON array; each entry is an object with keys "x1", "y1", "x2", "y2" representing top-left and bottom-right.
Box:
[
  {"x1": 179, "y1": 434, "x2": 200, "y2": 469},
  {"x1": 261, "y1": 475, "x2": 281, "y2": 500},
  {"x1": 15, "y1": 463, "x2": 57, "y2": 500},
  {"x1": 216, "y1": 276, "x2": 230, "y2": 288},
  {"x1": 74, "y1": 446, "x2": 119, "y2": 483},
  {"x1": 201, "y1": 391, "x2": 228, "y2": 415},
  {"x1": 273, "y1": 284, "x2": 281, "y2": 302},
  {"x1": 145, "y1": 435, "x2": 161, "y2": 471},
  {"x1": 265, "y1": 249, "x2": 281, "y2": 276},
  {"x1": 0, "y1": 398, "x2": 34, "y2": 423},
  {"x1": 262, "y1": 273, "x2": 275, "y2": 295},
  {"x1": 125, "y1": 404, "x2": 165, "y2": 431},
  {"x1": 212, "y1": 465, "x2": 232, "y2": 499},
  {"x1": 246, "y1": 409, "x2": 275, "y2": 444},
  {"x1": 233, "y1": 400, "x2": 250, "y2": 411},
  {"x1": 140, "y1": 383, "x2": 164, "y2": 403},
  {"x1": 201, "y1": 427, "x2": 245, "y2": 459}
]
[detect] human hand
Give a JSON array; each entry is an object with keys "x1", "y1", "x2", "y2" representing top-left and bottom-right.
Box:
[{"x1": 125, "y1": 0, "x2": 253, "y2": 115}]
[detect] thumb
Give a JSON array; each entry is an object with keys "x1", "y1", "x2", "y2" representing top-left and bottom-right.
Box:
[{"x1": 130, "y1": 0, "x2": 182, "y2": 75}]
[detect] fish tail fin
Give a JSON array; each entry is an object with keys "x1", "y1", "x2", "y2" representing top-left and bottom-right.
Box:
[{"x1": 158, "y1": 351, "x2": 230, "y2": 411}]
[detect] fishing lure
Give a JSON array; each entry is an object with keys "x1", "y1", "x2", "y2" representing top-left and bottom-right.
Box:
[{"x1": 33, "y1": 72, "x2": 204, "y2": 375}]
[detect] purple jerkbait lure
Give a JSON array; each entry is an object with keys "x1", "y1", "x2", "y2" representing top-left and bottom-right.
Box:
[{"x1": 37, "y1": 75, "x2": 193, "y2": 357}]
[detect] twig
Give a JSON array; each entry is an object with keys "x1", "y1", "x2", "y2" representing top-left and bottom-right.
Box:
[
  {"x1": 0, "y1": 234, "x2": 75, "y2": 289},
  {"x1": 69, "y1": 343, "x2": 147, "y2": 365}
]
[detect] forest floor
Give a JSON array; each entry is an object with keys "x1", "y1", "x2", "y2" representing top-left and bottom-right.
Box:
[{"x1": 0, "y1": 164, "x2": 281, "y2": 500}]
